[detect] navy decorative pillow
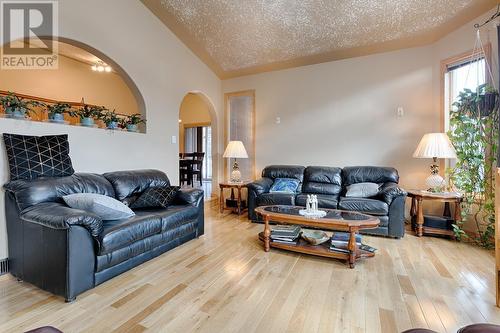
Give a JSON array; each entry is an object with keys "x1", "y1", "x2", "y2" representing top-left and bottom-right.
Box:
[
  {"x1": 130, "y1": 186, "x2": 180, "y2": 209},
  {"x1": 3, "y1": 133, "x2": 74, "y2": 181},
  {"x1": 269, "y1": 178, "x2": 300, "y2": 193}
]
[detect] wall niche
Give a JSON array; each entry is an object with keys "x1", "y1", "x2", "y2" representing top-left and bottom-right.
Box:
[{"x1": 0, "y1": 37, "x2": 146, "y2": 133}]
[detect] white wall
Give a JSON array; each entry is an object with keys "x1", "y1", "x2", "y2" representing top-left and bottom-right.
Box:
[{"x1": 0, "y1": 0, "x2": 222, "y2": 258}]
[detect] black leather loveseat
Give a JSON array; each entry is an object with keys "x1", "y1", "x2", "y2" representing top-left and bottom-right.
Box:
[
  {"x1": 4, "y1": 169, "x2": 204, "y2": 302},
  {"x1": 247, "y1": 165, "x2": 406, "y2": 238}
]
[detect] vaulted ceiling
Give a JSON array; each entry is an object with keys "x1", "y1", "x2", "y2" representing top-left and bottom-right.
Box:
[{"x1": 141, "y1": 0, "x2": 497, "y2": 79}]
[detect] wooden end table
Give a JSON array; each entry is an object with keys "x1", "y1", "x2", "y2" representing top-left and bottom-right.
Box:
[
  {"x1": 407, "y1": 189, "x2": 463, "y2": 237},
  {"x1": 255, "y1": 205, "x2": 380, "y2": 268},
  {"x1": 219, "y1": 181, "x2": 250, "y2": 215}
]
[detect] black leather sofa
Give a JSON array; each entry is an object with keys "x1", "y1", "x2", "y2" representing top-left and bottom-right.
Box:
[
  {"x1": 4, "y1": 169, "x2": 204, "y2": 302},
  {"x1": 247, "y1": 165, "x2": 407, "y2": 238}
]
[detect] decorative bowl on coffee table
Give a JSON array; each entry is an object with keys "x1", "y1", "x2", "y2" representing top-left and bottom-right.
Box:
[{"x1": 301, "y1": 230, "x2": 329, "y2": 245}]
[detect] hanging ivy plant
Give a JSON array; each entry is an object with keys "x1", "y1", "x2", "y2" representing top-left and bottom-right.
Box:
[{"x1": 448, "y1": 83, "x2": 498, "y2": 248}]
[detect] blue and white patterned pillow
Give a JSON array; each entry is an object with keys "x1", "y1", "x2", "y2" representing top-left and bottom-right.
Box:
[{"x1": 269, "y1": 178, "x2": 300, "y2": 193}]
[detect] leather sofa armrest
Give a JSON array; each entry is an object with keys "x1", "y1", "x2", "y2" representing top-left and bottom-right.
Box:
[
  {"x1": 175, "y1": 188, "x2": 204, "y2": 206},
  {"x1": 247, "y1": 177, "x2": 273, "y2": 195},
  {"x1": 20, "y1": 202, "x2": 103, "y2": 237},
  {"x1": 378, "y1": 182, "x2": 407, "y2": 205}
]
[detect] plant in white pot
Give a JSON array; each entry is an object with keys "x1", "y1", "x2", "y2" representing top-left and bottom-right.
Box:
[
  {"x1": 103, "y1": 109, "x2": 120, "y2": 129},
  {"x1": 77, "y1": 101, "x2": 105, "y2": 127},
  {"x1": 46, "y1": 102, "x2": 74, "y2": 123},
  {"x1": 121, "y1": 113, "x2": 146, "y2": 132},
  {"x1": 0, "y1": 92, "x2": 45, "y2": 119}
]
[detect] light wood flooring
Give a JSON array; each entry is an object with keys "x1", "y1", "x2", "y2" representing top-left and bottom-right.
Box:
[{"x1": 1, "y1": 201, "x2": 500, "y2": 333}]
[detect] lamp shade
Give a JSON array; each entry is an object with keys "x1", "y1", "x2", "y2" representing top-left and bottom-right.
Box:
[
  {"x1": 413, "y1": 133, "x2": 457, "y2": 159},
  {"x1": 223, "y1": 141, "x2": 248, "y2": 158}
]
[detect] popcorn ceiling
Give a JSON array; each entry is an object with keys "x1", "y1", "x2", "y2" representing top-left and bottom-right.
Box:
[{"x1": 159, "y1": 0, "x2": 474, "y2": 71}]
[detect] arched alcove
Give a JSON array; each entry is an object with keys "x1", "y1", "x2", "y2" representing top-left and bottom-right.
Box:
[
  {"x1": 179, "y1": 91, "x2": 219, "y2": 194},
  {"x1": 0, "y1": 36, "x2": 146, "y2": 131}
]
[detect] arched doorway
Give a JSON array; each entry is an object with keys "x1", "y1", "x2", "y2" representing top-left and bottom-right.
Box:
[{"x1": 178, "y1": 92, "x2": 218, "y2": 197}]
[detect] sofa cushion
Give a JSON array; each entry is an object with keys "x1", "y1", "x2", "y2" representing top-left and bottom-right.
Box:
[
  {"x1": 98, "y1": 211, "x2": 162, "y2": 255},
  {"x1": 135, "y1": 205, "x2": 199, "y2": 232},
  {"x1": 63, "y1": 193, "x2": 135, "y2": 220},
  {"x1": 269, "y1": 178, "x2": 300, "y2": 193},
  {"x1": 97, "y1": 204, "x2": 200, "y2": 255},
  {"x1": 302, "y1": 166, "x2": 342, "y2": 196},
  {"x1": 131, "y1": 186, "x2": 180, "y2": 209},
  {"x1": 338, "y1": 197, "x2": 388, "y2": 216},
  {"x1": 345, "y1": 182, "x2": 380, "y2": 198},
  {"x1": 103, "y1": 169, "x2": 170, "y2": 201},
  {"x1": 261, "y1": 165, "x2": 305, "y2": 182},
  {"x1": 4, "y1": 173, "x2": 115, "y2": 211},
  {"x1": 342, "y1": 166, "x2": 399, "y2": 186},
  {"x1": 296, "y1": 193, "x2": 338, "y2": 209},
  {"x1": 3, "y1": 133, "x2": 74, "y2": 181},
  {"x1": 256, "y1": 193, "x2": 295, "y2": 206}
]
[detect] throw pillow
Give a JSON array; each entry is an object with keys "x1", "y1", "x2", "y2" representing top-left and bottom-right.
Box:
[
  {"x1": 130, "y1": 186, "x2": 180, "y2": 209},
  {"x1": 269, "y1": 178, "x2": 300, "y2": 193},
  {"x1": 345, "y1": 182, "x2": 380, "y2": 198},
  {"x1": 3, "y1": 133, "x2": 74, "y2": 181},
  {"x1": 63, "y1": 193, "x2": 135, "y2": 220}
]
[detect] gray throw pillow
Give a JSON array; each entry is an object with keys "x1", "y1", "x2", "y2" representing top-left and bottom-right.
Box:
[
  {"x1": 345, "y1": 182, "x2": 380, "y2": 198},
  {"x1": 63, "y1": 193, "x2": 135, "y2": 220}
]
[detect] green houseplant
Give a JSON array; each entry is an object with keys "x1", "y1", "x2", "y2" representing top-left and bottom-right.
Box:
[
  {"x1": 0, "y1": 92, "x2": 45, "y2": 119},
  {"x1": 77, "y1": 101, "x2": 106, "y2": 127},
  {"x1": 103, "y1": 109, "x2": 120, "y2": 129},
  {"x1": 46, "y1": 103, "x2": 74, "y2": 122},
  {"x1": 121, "y1": 113, "x2": 146, "y2": 132},
  {"x1": 447, "y1": 83, "x2": 499, "y2": 248}
]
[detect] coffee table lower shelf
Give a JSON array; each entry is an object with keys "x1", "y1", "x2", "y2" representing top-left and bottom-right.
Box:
[{"x1": 258, "y1": 232, "x2": 374, "y2": 266}]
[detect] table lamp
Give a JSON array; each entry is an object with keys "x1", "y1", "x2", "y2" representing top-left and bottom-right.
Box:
[
  {"x1": 223, "y1": 140, "x2": 248, "y2": 182},
  {"x1": 413, "y1": 133, "x2": 457, "y2": 192}
]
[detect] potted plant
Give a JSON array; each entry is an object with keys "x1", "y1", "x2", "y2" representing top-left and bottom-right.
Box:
[
  {"x1": 122, "y1": 113, "x2": 146, "y2": 132},
  {"x1": 0, "y1": 92, "x2": 45, "y2": 119},
  {"x1": 77, "y1": 101, "x2": 105, "y2": 127},
  {"x1": 103, "y1": 109, "x2": 120, "y2": 129},
  {"x1": 478, "y1": 84, "x2": 498, "y2": 117},
  {"x1": 46, "y1": 102, "x2": 73, "y2": 123}
]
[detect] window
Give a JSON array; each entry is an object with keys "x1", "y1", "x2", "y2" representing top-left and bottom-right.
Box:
[
  {"x1": 442, "y1": 46, "x2": 490, "y2": 172},
  {"x1": 224, "y1": 90, "x2": 256, "y2": 181},
  {"x1": 444, "y1": 57, "x2": 486, "y2": 133}
]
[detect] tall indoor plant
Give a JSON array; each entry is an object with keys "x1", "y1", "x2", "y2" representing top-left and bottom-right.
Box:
[{"x1": 448, "y1": 83, "x2": 499, "y2": 248}]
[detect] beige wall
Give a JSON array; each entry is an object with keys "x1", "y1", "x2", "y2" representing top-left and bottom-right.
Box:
[
  {"x1": 222, "y1": 8, "x2": 498, "y2": 226},
  {"x1": 0, "y1": 51, "x2": 139, "y2": 115},
  {"x1": 222, "y1": 46, "x2": 437, "y2": 190},
  {"x1": 179, "y1": 93, "x2": 212, "y2": 153},
  {"x1": 0, "y1": 0, "x2": 222, "y2": 259}
]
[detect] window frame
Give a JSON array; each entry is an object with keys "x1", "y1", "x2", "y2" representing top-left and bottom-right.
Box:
[{"x1": 439, "y1": 43, "x2": 491, "y2": 173}]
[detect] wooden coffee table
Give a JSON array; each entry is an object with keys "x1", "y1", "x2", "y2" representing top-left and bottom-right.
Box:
[{"x1": 255, "y1": 205, "x2": 380, "y2": 268}]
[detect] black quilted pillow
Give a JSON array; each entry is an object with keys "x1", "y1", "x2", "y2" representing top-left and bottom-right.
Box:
[
  {"x1": 3, "y1": 133, "x2": 74, "y2": 181},
  {"x1": 130, "y1": 186, "x2": 180, "y2": 209}
]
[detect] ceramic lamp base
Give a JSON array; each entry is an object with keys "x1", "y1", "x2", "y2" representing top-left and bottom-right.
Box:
[
  {"x1": 230, "y1": 169, "x2": 242, "y2": 183},
  {"x1": 426, "y1": 174, "x2": 445, "y2": 192}
]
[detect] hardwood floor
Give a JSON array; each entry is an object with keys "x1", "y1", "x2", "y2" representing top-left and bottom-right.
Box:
[{"x1": 1, "y1": 202, "x2": 500, "y2": 333}]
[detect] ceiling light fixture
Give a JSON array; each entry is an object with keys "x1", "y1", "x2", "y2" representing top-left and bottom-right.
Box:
[{"x1": 91, "y1": 61, "x2": 112, "y2": 73}]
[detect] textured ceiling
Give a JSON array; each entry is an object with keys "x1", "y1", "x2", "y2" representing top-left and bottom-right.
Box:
[{"x1": 142, "y1": 0, "x2": 497, "y2": 78}]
